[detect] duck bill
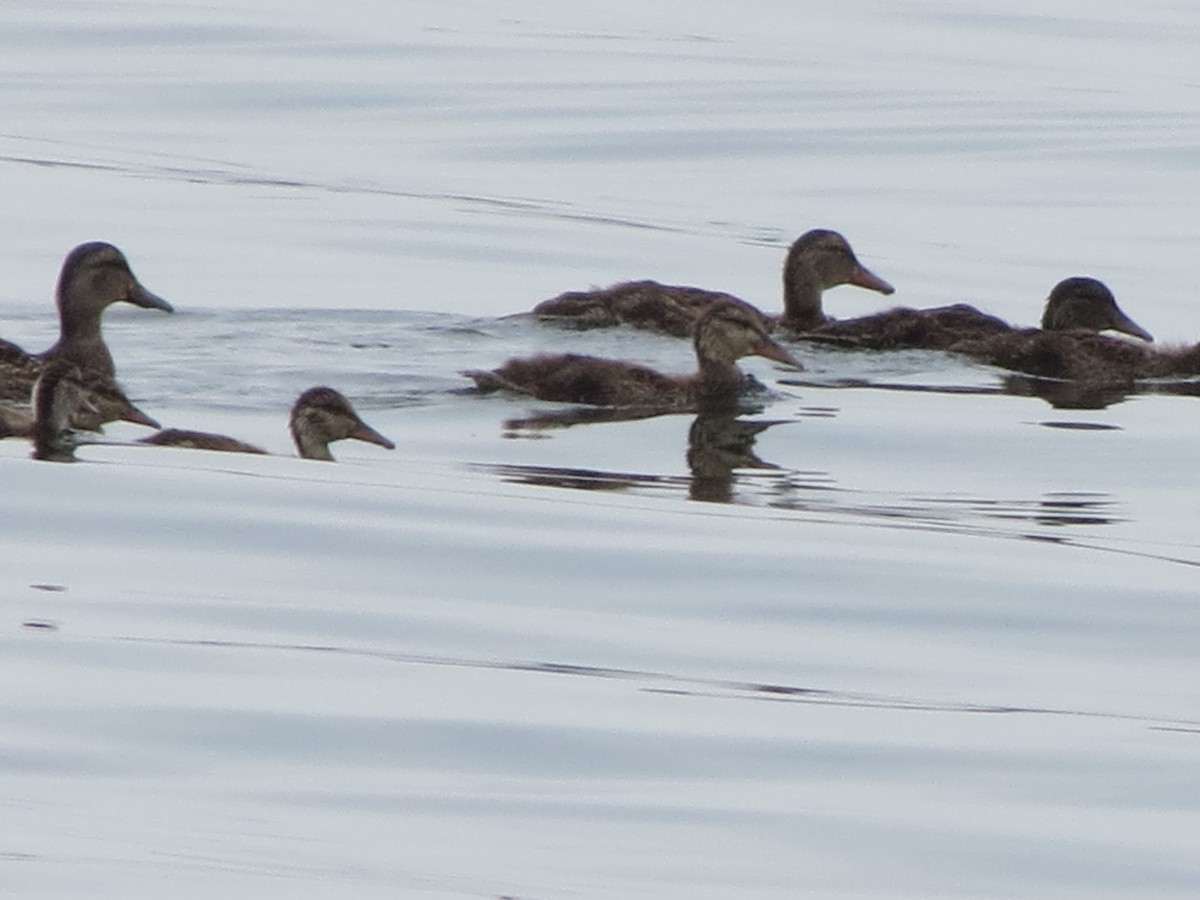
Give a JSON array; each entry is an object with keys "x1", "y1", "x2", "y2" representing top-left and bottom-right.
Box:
[
  {"x1": 753, "y1": 338, "x2": 805, "y2": 370},
  {"x1": 1111, "y1": 310, "x2": 1153, "y2": 343},
  {"x1": 848, "y1": 264, "x2": 895, "y2": 296},
  {"x1": 128, "y1": 282, "x2": 174, "y2": 313},
  {"x1": 350, "y1": 420, "x2": 395, "y2": 450},
  {"x1": 121, "y1": 404, "x2": 161, "y2": 429}
]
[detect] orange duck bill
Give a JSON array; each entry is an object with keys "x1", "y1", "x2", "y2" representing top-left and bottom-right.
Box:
[
  {"x1": 752, "y1": 336, "x2": 805, "y2": 369},
  {"x1": 119, "y1": 404, "x2": 161, "y2": 429},
  {"x1": 349, "y1": 420, "x2": 396, "y2": 450},
  {"x1": 847, "y1": 264, "x2": 895, "y2": 296}
]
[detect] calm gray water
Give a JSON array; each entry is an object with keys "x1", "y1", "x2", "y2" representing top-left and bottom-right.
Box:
[{"x1": 3, "y1": 2, "x2": 1200, "y2": 898}]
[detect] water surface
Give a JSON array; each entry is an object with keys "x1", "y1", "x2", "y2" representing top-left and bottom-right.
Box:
[{"x1": 3, "y1": 2, "x2": 1200, "y2": 898}]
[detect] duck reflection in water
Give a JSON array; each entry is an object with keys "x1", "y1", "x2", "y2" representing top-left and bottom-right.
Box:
[
  {"x1": 481, "y1": 406, "x2": 790, "y2": 506},
  {"x1": 686, "y1": 411, "x2": 784, "y2": 503}
]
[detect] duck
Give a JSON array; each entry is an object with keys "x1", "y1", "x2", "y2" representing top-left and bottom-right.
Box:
[
  {"x1": 947, "y1": 278, "x2": 1174, "y2": 384},
  {"x1": 531, "y1": 229, "x2": 895, "y2": 337},
  {"x1": 1, "y1": 242, "x2": 172, "y2": 406},
  {"x1": 954, "y1": 327, "x2": 1200, "y2": 385},
  {"x1": 30, "y1": 360, "x2": 161, "y2": 462},
  {"x1": 139, "y1": 386, "x2": 396, "y2": 461},
  {"x1": 1038, "y1": 276, "x2": 1153, "y2": 341},
  {"x1": 801, "y1": 275, "x2": 1155, "y2": 352},
  {"x1": 465, "y1": 298, "x2": 803, "y2": 409}
]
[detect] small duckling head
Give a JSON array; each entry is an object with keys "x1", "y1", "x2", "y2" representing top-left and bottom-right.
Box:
[
  {"x1": 288, "y1": 386, "x2": 395, "y2": 461},
  {"x1": 1041, "y1": 277, "x2": 1153, "y2": 342},
  {"x1": 785, "y1": 229, "x2": 896, "y2": 295},
  {"x1": 57, "y1": 242, "x2": 173, "y2": 321},
  {"x1": 694, "y1": 300, "x2": 804, "y2": 370}
]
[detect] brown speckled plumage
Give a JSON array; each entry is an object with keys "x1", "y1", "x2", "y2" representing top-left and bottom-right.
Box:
[
  {"x1": 1, "y1": 243, "x2": 172, "y2": 413},
  {"x1": 466, "y1": 299, "x2": 803, "y2": 409},
  {"x1": 532, "y1": 229, "x2": 894, "y2": 337},
  {"x1": 802, "y1": 276, "x2": 1154, "y2": 353},
  {"x1": 947, "y1": 278, "x2": 1169, "y2": 384},
  {"x1": 30, "y1": 360, "x2": 160, "y2": 462}
]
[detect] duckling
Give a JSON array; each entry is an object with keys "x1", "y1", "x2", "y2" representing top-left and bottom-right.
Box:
[
  {"x1": 288, "y1": 386, "x2": 395, "y2": 461},
  {"x1": 531, "y1": 229, "x2": 895, "y2": 337},
  {"x1": 949, "y1": 278, "x2": 1170, "y2": 383},
  {"x1": 802, "y1": 276, "x2": 1154, "y2": 352},
  {"x1": 30, "y1": 360, "x2": 160, "y2": 462},
  {"x1": 1, "y1": 242, "x2": 172, "y2": 405},
  {"x1": 465, "y1": 299, "x2": 803, "y2": 408},
  {"x1": 1038, "y1": 276, "x2": 1153, "y2": 341},
  {"x1": 955, "y1": 328, "x2": 1200, "y2": 385},
  {"x1": 139, "y1": 387, "x2": 395, "y2": 461}
]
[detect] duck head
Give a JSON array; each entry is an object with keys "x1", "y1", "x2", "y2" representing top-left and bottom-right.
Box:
[
  {"x1": 781, "y1": 229, "x2": 895, "y2": 331},
  {"x1": 288, "y1": 386, "x2": 395, "y2": 461},
  {"x1": 695, "y1": 299, "x2": 804, "y2": 370},
  {"x1": 58, "y1": 241, "x2": 172, "y2": 317},
  {"x1": 1040, "y1": 277, "x2": 1153, "y2": 342}
]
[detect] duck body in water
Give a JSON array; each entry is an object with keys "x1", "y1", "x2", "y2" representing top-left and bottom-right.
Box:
[
  {"x1": 802, "y1": 276, "x2": 1154, "y2": 351},
  {"x1": 140, "y1": 387, "x2": 395, "y2": 461},
  {"x1": 954, "y1": 327, "x2": 1200, "y2": 385},
  {"x1": 466, "y1": 299, "x2": 803, "y2": 409},
  {"x1": 1, "y1": 242, "x2": 173, "y2": 412},
  {"x1": 30, "y1": 360, "x2": 160, "y2": 462},
  {"x1": 946, "y1": 278, "x2": 1171, "y2": 383},
  {"x1": 531, "y1": 229, "x2": 895, "y2": 337}
]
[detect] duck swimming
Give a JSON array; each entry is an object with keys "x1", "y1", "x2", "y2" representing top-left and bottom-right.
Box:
[
  {"x1": 1, "y1": 242, "x2": 173, "y2": 406},
  {"x1": 954, "y1": 325, "x2": 1199, "y2": 386},
  {"x1": 531, "y1": 229, "x2": 895, "y2": 337},
  {"x1": 139, "y1": 386, "x2": 396, "y2": 461},
  {"x1": 1038, "y1": 276, "x2": 1153, "y2": 341},
  {"x1": 30, "y1": 360, "x2": 160, "y2": 462},
  {"x1": 801, "y1": 275, "x2": 1154, "y2": 352},
  {"x1": 946, "y1": 279, "x2": 1189, "y2": 384},
  {"x1": 465, "y1": 299, "x2": 803, "y2": 408}
]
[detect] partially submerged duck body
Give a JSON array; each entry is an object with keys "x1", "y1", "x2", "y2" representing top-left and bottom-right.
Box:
[
  {"x1": 140, "y1": 386, "x2": 395, "y2": 461},
  {"x1": 954, "y1": 329, "x2": 1200, "y2": 385},
  {"x1": 949, "y1": 278, "x2": 1165, "y2": 384},
  {"x1": 466, "y1": 299, "x2": 803, "y2": 409},
  {"x1": 534, "y1": 282, "x2": 746, "y2": 338},
  {"x1": 1, "y1": 242, "x2": 172, "y2": 416},
  {"x1": 30, "y1": 360, "x2": 160, "y2": 462},
  {"x1": 139, "y1": 429, "x2": 268, "y2": 455},
  {"x1": 801, "y1": 276, "x2": 1154, "y2": 352},
  {"x1": 532, "y1": 229, "x2": 895, "y2": 337},
  {"x1": 803, "y1": 303, "x2": 1014, "y2": 351}
]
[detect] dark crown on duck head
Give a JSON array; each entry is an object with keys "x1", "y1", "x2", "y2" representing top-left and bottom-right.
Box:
[
  {"x1": 57, "y1": 242, "x2": 174, "y2": 318},
  {"x1": 784, "y1": 229, "x2": 896, "y2": 295},
  {"x1": 288, "y1": 386, "x2": 396, "y2": 461},
  {"x1": 694, "y1": 300, "x2": 803, "y2": 369},
  {"x1": 780, "y1": 229, "x2": 895, "y2": 331},
  {"x1": 1040, "y1": 276, "x2": 1153, "y2": 342}
]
